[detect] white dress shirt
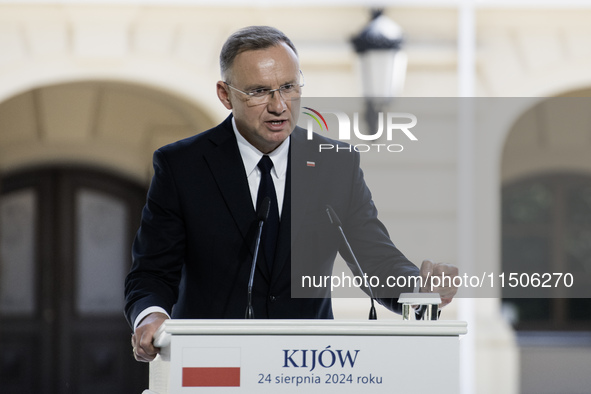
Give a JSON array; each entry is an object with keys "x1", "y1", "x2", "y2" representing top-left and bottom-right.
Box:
[{"x1": 232, "y1": 117, "x2": 289, "y2": 217}]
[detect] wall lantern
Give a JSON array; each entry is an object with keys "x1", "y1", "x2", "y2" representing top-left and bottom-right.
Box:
[{"x1": 351, "y1": 9, "x2": 407, "y2": 130}]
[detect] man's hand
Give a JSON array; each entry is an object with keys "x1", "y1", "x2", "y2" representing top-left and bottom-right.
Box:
[
  {"x1": 131, "y1": 312, "x2": 169, "y2": 362},
  {"x1": 419, "y1": 259, "x2": 459, "y2": 308}
]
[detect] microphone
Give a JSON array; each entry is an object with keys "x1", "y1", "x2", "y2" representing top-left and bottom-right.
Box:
[
  {"x1": 325, "y1": 205, "x2": 377, "y2": 320},
  {"x1": 245, "y1": 197, "x2": 271, "y2": 319}
]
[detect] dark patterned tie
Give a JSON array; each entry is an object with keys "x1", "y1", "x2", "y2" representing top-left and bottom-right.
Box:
[{"x1": 256, "y1": 155, "x2": 280, "y2": 270}]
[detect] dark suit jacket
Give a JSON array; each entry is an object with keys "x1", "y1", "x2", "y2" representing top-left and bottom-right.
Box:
[{"x1": 124, "y1": 115, "x2": 419, "y2": 326}]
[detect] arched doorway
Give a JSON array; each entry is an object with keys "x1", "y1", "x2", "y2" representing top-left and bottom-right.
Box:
[
  {"x1": 500, "y1": 92, "x2": 591, "y2": 394},
  {"x1": 0, "y1": 167, "x2": 147, "y2": 393},
  {"x1": 0, "y1": 80, "x2": 213, "y2": 393}
]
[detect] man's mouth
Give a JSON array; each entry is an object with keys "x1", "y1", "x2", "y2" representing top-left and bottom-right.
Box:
[{"x1": 266, "y1": 119, "x2": 287, "y2": 130}]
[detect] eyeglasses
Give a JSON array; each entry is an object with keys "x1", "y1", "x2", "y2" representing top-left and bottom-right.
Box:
[{"x1": 224, "y1": 70, "x2": 305, "y2": 107}]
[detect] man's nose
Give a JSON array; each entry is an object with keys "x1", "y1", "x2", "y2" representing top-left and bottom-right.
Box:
[{"x1": 266, "y1": 90, "x2": 287, "y2": 114}]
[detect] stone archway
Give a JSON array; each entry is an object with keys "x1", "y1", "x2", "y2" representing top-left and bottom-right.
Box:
[
  {"x1": 499, "y1": 90, "x2": 591, "y2": 394},
  {"x1": 0, "y1": 80, "x2": 215, "y2": 393},
  {"x1": 0, "y1": 80, "x2": 215, "y2": 183}
]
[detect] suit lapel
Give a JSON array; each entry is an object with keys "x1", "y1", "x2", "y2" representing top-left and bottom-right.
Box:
[
  {"x1": 205, "y1": 117, "x2": 256, "y2": 243},
  {"x1": 290, "y1": 127, "x2": 320, "y2": 247},
  {"x1": 272, "y1": 127, "x2": 319, "y2": 282},
  {"x1": 271, "y1": 148, "x2": 291, "y2": 281},
  {"x1": 203, "y1": 117, "x2": 273, "y2": 279}
]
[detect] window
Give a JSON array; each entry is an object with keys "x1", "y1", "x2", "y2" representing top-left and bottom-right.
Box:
[{"x1": 502, "y1": 174, "x2": 591, "y2": 330}]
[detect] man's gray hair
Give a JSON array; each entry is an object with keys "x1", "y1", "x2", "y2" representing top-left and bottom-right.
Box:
[{"x1": 220, "y1": 26, "x2": 298, "y2": 81}]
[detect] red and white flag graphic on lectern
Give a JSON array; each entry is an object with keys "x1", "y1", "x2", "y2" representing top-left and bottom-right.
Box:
[{"x1": 182, "y1": 347, "x2": 241, "y2": 387}]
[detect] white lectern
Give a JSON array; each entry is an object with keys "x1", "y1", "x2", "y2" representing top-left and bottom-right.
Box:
[{"x1": 146, "y1": 319, "x2": 466, "y2": 394}]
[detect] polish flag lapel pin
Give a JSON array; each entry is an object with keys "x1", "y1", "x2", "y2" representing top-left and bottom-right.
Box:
[{"x1": 306, "y1": 161, "x2": 316, "y2": 167}]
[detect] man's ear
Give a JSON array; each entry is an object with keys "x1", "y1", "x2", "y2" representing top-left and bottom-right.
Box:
[{"x1": 216, "y1": 81, "x2": 233, "y2": 110}]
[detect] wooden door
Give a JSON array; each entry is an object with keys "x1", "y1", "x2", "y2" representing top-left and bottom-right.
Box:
[{"x1": 0, "y1": 168, "x2": 148, "y2": 393}]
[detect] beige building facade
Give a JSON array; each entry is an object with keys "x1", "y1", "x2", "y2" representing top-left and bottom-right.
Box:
[{"x1": 1, "y1": 1, "x2": 590, "y2": 393}]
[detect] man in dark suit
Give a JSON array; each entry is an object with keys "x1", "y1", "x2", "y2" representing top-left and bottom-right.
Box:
[{"x1": 126, "y1": 26, "x2": 458, "y2": 362}]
